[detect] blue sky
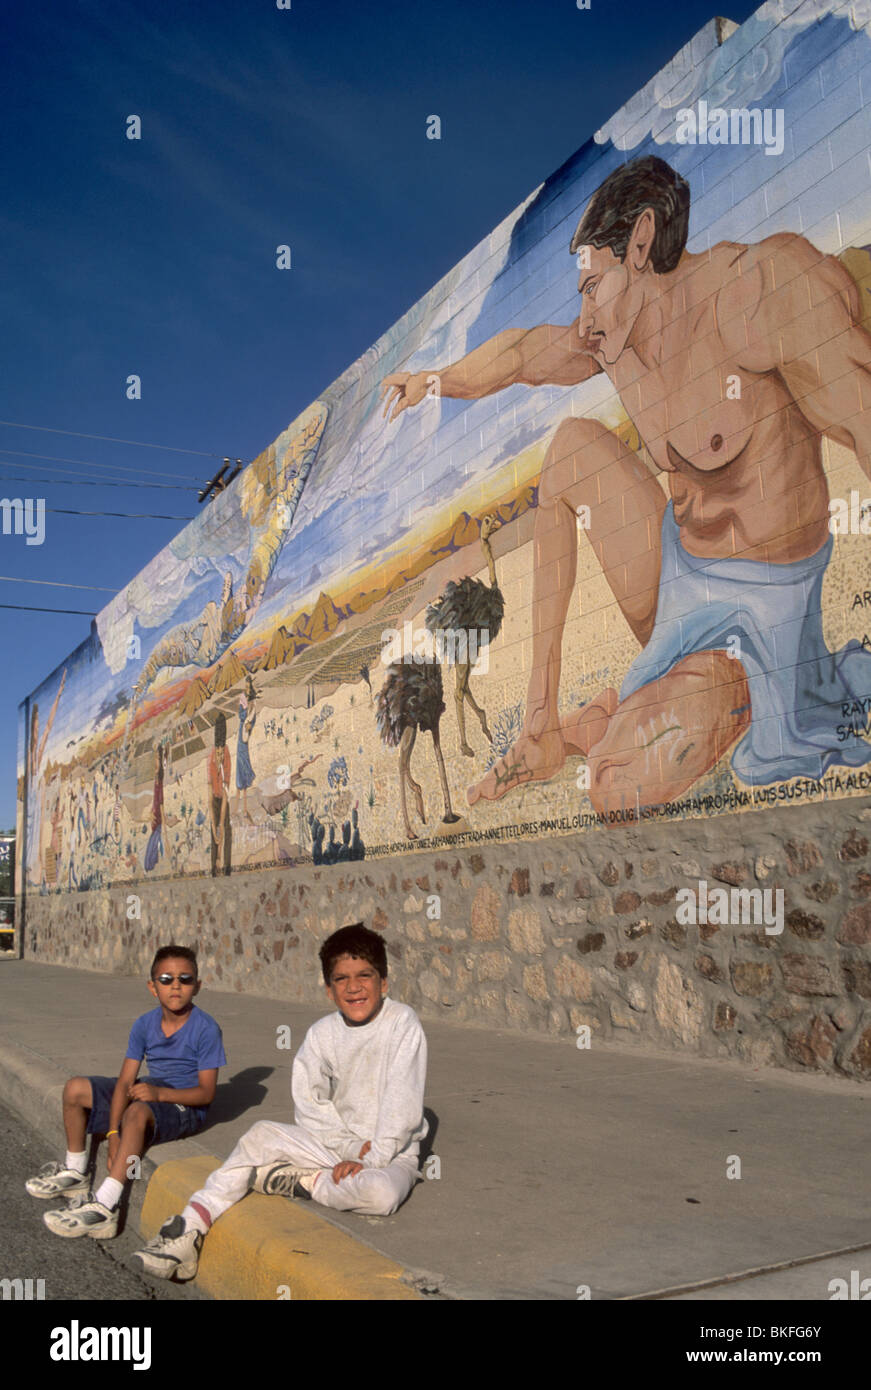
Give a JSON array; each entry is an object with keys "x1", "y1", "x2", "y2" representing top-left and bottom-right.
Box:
[{"x1": 2, "y1": 0, "x2": 764, "y2": 827}]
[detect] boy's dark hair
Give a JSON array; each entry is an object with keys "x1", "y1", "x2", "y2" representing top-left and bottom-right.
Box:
[
  {"x1": 151, "y1": 944, "x2": 198, "y2": 979},
  {"x1": 320, "y1": 924, "x2": 387, "y2": 983},
  {"x1": 213, "y1": 712, "x2": 227, "y2": 747},
  {"x1": 570, "y1": 155, "x2": 690, "y2": 274}
]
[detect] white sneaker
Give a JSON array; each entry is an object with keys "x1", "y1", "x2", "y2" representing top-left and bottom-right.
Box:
[
  {"x1": 44, "y1": 1193, "x2": 119, "y2": 1239},
  {"x1": 26, "y1": 1161, "x2": 90, "y2": 1200},
  {"x1": 131, "y1": 1215, "x2": 202, "y2": 1281},
  {"x1": 250, "y1": 1163, "x2": 317, "y2": 1199}
]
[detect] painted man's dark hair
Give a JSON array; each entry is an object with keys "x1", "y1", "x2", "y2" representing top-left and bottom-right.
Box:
[
  {"x1": 320, "y1": 923, "x2": 388, "y2": 983},
  {"x1": 151, "y1": 944, "x2": 198, "y2": 978},
  {"x1": 214, "y1": 712, "x2": 227, "y2": 747},
  {"x1": 570, "y1": 155, "x2": 690, "y2": 274}
]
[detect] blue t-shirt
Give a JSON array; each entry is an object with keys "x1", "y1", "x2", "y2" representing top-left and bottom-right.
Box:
[{"x1": 126, "y1": 1005, "x2": 226, "y2": 1094}]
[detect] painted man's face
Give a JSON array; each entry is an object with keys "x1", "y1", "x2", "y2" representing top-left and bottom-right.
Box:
[{"x1": 577, "y1": 244, "x2": 645, "y2": 366}]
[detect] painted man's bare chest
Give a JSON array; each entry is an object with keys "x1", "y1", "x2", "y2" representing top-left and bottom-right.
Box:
[{"x1": 612, "y1": 335, "x2": 757, "y2": 476}]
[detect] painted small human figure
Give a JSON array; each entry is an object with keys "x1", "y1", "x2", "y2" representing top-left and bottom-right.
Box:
[
  {"x1": 44, "y1": 787, "x2": 62, "y2": 887},
  {"x1": 145, "y1": 745, "x2": 179, "y2": 873},
  {"x1": 236, "y1": 675, "x2": 257, "y2": 823},
  {"x1": 208, "y1": 714, "x2": 232, "y2": 878}
]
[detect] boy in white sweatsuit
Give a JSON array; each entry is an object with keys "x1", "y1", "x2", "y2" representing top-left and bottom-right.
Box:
[{"x1": 132, "y1": 923, "x2": 427, "y2": 1281}]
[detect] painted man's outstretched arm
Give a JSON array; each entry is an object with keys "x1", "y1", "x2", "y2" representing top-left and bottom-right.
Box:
[{"x1": 380, "y1": 321, "x2": 600, "y2": 421}]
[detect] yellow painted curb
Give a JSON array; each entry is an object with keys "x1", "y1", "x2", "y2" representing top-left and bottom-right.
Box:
[{"x1": 141, "y1": 1156, "x2": 423, "y2": 1301}]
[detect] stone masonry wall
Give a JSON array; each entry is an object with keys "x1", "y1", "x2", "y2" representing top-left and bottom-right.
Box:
[{"x1": 21, "y1": 796, "x2": 871, "y2": 1082}]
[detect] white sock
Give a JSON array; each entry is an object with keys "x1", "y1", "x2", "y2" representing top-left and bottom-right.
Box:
[
  {"x1": 65, "y1": 1151, "x2": 87, "y2": 1174},
  {"x1": 181, "y1": 1204, "x2": 210, "y2": 1235},
  {"x1": 95, "y1": 1177, "x2": 124, "y2": 1210},
  {"x1": 299, "y1": 1173, "x2": 318, "y2": 1194}
]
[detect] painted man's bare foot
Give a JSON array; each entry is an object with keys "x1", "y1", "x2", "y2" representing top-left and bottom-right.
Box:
[
  {"x1": 467, "y1": 728, "x2": 566, "y2": 806},
  {"x1": 561, "y1": 689, "x2": 619, "y2": 756}
]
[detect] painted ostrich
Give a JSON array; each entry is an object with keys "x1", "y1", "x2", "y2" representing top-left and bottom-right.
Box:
[
  {"x1": 425, "y1": 513, "x2": 504, "y2": 757},
  {"x1": 376, "y1": 660, "x2": 460, "y2": 840}
]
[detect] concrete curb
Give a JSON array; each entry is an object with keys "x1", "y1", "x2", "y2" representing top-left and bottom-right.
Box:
[
  {"x1": 0, "y1": 1040, "x2": 422, "y2": 1301},
  {"x1": 0, "y1": 1037, "x2": 68, "y2": 1147},
  {"x1": 142, "y1": 1157, "x2": 422, "y2": 1301},
  {"x1": 0, "y1": 1036, "x2": 169, "y2": 1248}
]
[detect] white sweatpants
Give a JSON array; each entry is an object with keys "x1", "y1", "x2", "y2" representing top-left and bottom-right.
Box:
[{"x1": 188, "y1": 1120, "x2": 418, "y2": 1223}]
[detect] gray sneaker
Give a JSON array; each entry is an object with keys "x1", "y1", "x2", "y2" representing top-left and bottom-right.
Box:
[
  {"x1": 44, "y1": 1193, "x2": 119, "y2": 1239},
  {"x1": 250, "y1": 1163, "x2": 317, "y2": 1200},
  {"x1": 131, "y1": 1215, "x2": 202, "y2": 1281},
  {"x1": 26, "y1": 1161, "x2": 90, "y2": 1200}
]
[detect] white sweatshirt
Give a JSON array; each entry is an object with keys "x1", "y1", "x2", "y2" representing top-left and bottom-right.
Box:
[{"x1": 291, "y1": 996, "x2": 428, "y2": 1169}]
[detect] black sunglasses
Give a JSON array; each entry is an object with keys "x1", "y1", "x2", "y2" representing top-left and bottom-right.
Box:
[{"x1": 153, "y1": 972, "x2": 196, "y2": 985}]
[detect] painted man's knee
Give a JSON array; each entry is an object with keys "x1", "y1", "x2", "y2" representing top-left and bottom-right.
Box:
[{"x1": 539, "y1": 417, "x2": 608, "y2": 509}]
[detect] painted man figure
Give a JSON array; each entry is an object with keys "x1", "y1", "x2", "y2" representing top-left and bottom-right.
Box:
[{"x1": 381, "y1": 156, "x2": 871, "y2": 817}]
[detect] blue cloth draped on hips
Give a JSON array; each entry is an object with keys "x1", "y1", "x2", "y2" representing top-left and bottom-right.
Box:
[
  {"x1": 144, "y1": 827, "x2": 162, "y2": 871},
  {"x1": 236, "y1": 703, "x2": 255, "y2": 790},
  {"x1": 618, "y1": 503, "x2": 871, "y2": 785}
]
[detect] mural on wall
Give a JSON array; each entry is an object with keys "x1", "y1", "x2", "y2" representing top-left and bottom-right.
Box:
[{"x1": 16, "y1": 0, "x2": 871, "y2": 893}]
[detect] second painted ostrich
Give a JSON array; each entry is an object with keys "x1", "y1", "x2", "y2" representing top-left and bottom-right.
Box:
[
  {"x1": 376, "y1": 660, "x2": 460, "y2": 840},
  {"x1": 426, "y1": 513, "x2": 504, "y2": 756}
]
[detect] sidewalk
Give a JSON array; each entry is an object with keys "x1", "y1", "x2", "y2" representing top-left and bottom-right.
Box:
[{"x1": 1, "y1": 958, "x2": 869, "y2": 1300}]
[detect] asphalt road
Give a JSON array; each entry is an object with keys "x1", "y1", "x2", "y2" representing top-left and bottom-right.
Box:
[{"x1": 0, "y1": 1098, "x2": 207, "y2": 1302}]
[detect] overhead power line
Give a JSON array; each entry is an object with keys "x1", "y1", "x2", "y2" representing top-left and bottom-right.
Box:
[
  {"x1": 0, "y1": 575, "x2": 117, "y2": 592},
  {"x1": 0, "y1": 453, "x2": 195, "y2": 486},
  {"x1": 0, "y1": 453, "x2": 200, "y2": 486},
  {"x1": 0, "y1": 603, "x2": 97, "y2": 616},
  {"x1": 0, "y1": 420, "x2": 233, "y2": 460},
  {"x1": 46, "y1": 507, "x2": 194, "y2": 520},
  {"x1": 0, "y1": 474, "x2": 196, "y2": 492}
]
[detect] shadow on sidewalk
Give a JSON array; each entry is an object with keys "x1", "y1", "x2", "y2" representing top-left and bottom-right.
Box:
[{"x1": 207, "y1": 1067, "x2": 273, "y2": 1127}]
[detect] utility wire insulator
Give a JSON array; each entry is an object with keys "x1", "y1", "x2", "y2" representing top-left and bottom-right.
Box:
[{"x1": 198, "y1": 458, "x2": 230, "y2": 504}]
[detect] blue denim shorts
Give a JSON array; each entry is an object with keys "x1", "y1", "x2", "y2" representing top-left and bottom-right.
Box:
[{"x1": 86, "y1": 1075, "x2": 207, "y2": 1144}]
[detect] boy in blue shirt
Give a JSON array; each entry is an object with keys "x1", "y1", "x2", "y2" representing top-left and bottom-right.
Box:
[{"x1": 26, "y1": 944, "x2": 226, "y2": 1239}]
